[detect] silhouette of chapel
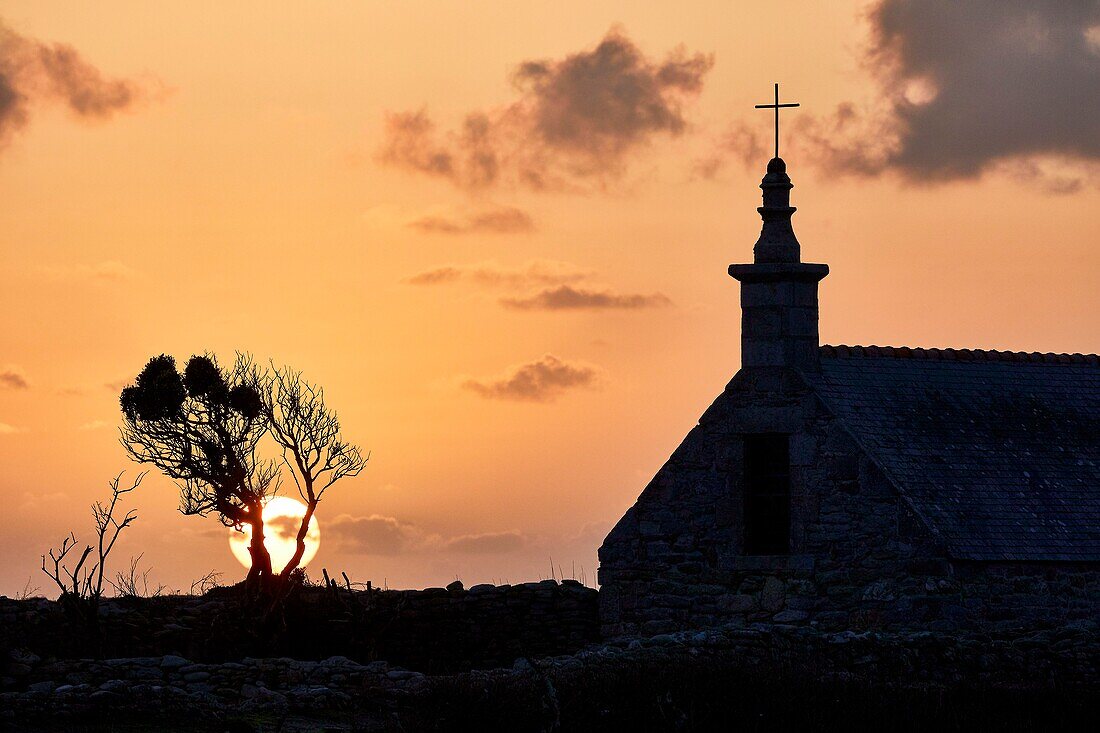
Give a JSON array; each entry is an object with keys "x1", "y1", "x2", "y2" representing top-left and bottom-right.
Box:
[{"x1": 597, "y1": 121, "x2": 1100, "y2": 636}]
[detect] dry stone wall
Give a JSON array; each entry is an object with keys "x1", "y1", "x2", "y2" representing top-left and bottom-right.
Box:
[
  {"x1": 0, "y1": 579, "x2": 599, "y2": 677},
  {"x1": 3, "y1": 622, "x2": 1098, "y2": 728}
]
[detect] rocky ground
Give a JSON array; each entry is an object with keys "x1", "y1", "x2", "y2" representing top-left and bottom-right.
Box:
[{"x1": 4, "y1": 621, "x2": 1098, "y2": 731}]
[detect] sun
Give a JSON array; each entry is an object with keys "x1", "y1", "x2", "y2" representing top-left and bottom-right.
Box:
[{"x1": 228, "y1": 496, "x2": 320, "y2": 573}]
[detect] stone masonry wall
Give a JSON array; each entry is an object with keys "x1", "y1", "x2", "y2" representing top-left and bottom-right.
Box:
[
  {"x1": 4, "y1": 623, "x2": 1098, "y2": 727},
  {"x1": 598, "y1": 368, "x2": 1100, "y2": 636},
  {"x1": 0, "y1": 579, "x2": 599, "y2": 678}
]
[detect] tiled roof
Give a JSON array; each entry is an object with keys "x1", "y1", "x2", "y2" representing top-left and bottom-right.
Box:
[{"x1": 809, "y1": 345, "x2": 1100, "y2": 561}]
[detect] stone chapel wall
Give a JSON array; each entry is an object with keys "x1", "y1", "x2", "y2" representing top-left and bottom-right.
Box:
[{"x1": 598, "y1": 371, "x2": 1100, "y2": 636}]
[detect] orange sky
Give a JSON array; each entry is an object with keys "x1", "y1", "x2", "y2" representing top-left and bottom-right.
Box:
[{"x1": 1, "y1": 1, "x2": 1097, "y2": 595}]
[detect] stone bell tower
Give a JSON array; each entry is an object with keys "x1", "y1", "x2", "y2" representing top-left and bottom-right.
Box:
[{"x1": 728, "y1": 156, "x2": 828, "y2": 372}]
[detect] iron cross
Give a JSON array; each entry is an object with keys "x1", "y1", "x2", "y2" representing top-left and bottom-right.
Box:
[{"x1": 755, "y1": 83, "x2": 800, "y2": 159}]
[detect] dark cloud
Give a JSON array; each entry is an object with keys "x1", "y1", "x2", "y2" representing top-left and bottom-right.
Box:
[
  {"x1": 443, "y1": 530, "x2": 527, "y2": 554},
  {"x1": 500, "y1": 285, "x2": 672, "y2": 311},
  {"x1": 266, "y1": 514, "x2": 299, "y2": 543},
  {"x1": 462, "y1": 354, "x2": 599, "y2": 402},
  {"x1": 326, "y1": 513, "x2": 527, "y2": 556},
  {"x1": 0, "y1": 19, "x2": 147, "y2": 148},
  {"x1": 792, "y1": 1, "x2": 1100, "y2": 188},
  {"x1": 327, "y1": 513, "x2": 422, "y2": 556},
  {"x1": 404, "y1": 260, "x2": 588, "y2": 289},
  {"x1": 408, "y1": 205, "x2": 535, "y2": 235},
  {"x1": 379, "y1": 28, "x2": 714, "y2": 191},
  {"x1": 0, "y1": 368, "x2": 28, "y2": 390}
]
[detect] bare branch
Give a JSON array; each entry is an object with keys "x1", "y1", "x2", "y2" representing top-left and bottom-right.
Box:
[{"x1": 261, "y1": 361, "x2": 368, "y2": 581}]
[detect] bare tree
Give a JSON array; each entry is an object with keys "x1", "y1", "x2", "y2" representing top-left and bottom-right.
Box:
[
  {"x1": 41, "y1": 473, "x2": 143, "y2": 632},
  {"x1": 120, "y1": 354, "x2": 279, "y2": 591},
  {"x1": 108, "y1": 553, "x2": 168, "y2": 598},
  {"x1": 262, "y1": 364, "x2": 368, "y2": 583},
  {"x1": 190, "y1": 569, "x2": 224, "y2": 596}
]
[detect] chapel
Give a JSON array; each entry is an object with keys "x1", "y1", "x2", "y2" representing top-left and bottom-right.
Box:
[{"x1": 597, "y1": 148, "x2": 1100, "y2": 637}]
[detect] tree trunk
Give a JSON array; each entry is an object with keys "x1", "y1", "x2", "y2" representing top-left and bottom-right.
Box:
[
  {"x1": 278, "y1": 500, "x2": 316, "y2": 583},
  {"x1": 244, "y1": 503, "x2": 273, "y2": 593}
]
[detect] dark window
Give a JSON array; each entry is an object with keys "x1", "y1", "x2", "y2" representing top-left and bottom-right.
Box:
[{"x1": 743, "y1": 434, "x2": 790, "y2": 555}]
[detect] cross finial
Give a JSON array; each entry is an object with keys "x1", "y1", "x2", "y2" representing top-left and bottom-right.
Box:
[{"x1": 754, "y1": 83, "x2": 800, "y2": 159}]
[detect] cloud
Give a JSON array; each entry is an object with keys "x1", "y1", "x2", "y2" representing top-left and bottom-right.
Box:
[
  {"x1": 327, "y1": 513, "x2": 424, "y2": 556},
  {"x1": 405, "y1": 266, "x2": 463, "y2": 286},
  {"x1": 693, "y1": 122, "x2": 768, "y2": 181},
  {"x1": 77, "y1": 420, "x2": 110, "y2": 431},
  {"x1": 406, "y1": 263, "x2": 671, "y2": 313},
  {"x1": 442, "y1": 530, "x2": 527, "y2": 554},
  {"x1": 266, "y1": 514, "x2": 300, "y2": 543},
  {"x1": 408, "y1": 204, "x2": 535, "y2": 235},
  {"x1": 701, "y1": 2, "x2": 1100, "y2": 191},
  {"x1": 0, "y1": 367, "x2": 28, "y2": 390},
  {"x1": 379, "y1": 28, "x2": 714, "y2": 191},
  {"x1": 326, "y1": 513, "x2": 527, "y2": 556},
  {"x1": 36, "y1": 260, "x2": 139, "y2": 286},
  {"x1": 500, "y1": 284, "x2": 672, "y2": 311},
  {"x1": 0, "y1": 19, "x2": 149, "y2": 149},
  {"x1": 87, "y1": 260, "x2": 136, "y2": 281},
  {"x1": 789, "y1": 1, "x2": 1100, "y2": 188},
  {"x1": 462, "y1": 354, "x2": 600, "y2": 402},
  {"x1": 405, "y1": 260, "x2": 589, "y2": 289},
  {"x1": 0, "y1": 422, "x2": 25, "y2": 434}
]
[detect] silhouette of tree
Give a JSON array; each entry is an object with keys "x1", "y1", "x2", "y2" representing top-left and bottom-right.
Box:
[
  {"x1": 120, "y1": 354, "x2": 280, "y2": 590},
  {"x1": 262, "y1": 364, "x2": 368, "y2": 584},
  {"x1": 41, "y1": 472, "x2": 143, "y2": 654},
  {"x1": 119, "y1": 353, "x2": 368, "y2": 599}
]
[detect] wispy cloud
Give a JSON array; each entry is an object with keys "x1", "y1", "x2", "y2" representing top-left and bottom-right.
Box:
[
  {"x1": 0, "y1": 422, "x2": 25, "y2": 434},
  {"x1": 407, "y1": 205, "x2": 535, "y2": 235},
  {"x1": 405, "y1": 260, "x2": 589, "y2": 289},
  {"x1": 0, "y1": 19, "x2": 153, "y2": 151},
  {"x1": 105, "y1": 379, "x2": 130, "y2": 393},
  {"x1": 443, "y1": 530, "x2": 527, "y2": 554},
  {"x1": 462, "y1": 354, "x2": 600, "y2": 402},
  {"x1": 86, "y1": 260, "x2": 136, "y2": 281},
  {"x1": 406, "y1": 262, "x2": 671, "y2": 311},
  {"x1": 77, "y1": 420, "x2": 110, "y2": 431},
  {"x1": 326, "y1": 514, "x2": 424, "y2": 556},
  {"x1": 379, "y1": 28, "x2": 713, "y2": 192},
  {"x1": 0, "y1": 366, "x2": 28, "y2": 390},
  {"x1": 500, "y1": 285, "x2": 671, "y2": 311},
  {"x1": 38, "y1": 260, "x2": 138, "y2": 284},
  {"x1": 326, "y1": 513, "x2": 529, "y2": 556}
]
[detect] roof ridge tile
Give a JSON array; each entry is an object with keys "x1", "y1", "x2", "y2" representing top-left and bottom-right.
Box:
[{"x1": 820, "y1": 344, "x2": 1099, "y2": 365}]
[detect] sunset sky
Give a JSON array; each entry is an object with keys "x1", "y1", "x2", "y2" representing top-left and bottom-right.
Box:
[{"x1": 1, "y1": 1, "x2": 1097, "y2": 596}]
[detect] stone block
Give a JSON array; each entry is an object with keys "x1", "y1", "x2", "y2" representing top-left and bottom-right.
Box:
[
  {"x1": 741, "y1": 340, "x2": 785, "y2": 367},
  {"x1": 773, "y1": 610, "x2": 809, "y2": 623},
  {"x1": 740, "y1": 281, "x2": 794, "y2": 308},
  {"x1": 786, "y1": 307, "x2": 818, "y2": 338},
  {"x1": 743, "y1": 308, "x2": 783, "y2": 338},
  {"x1": 789, "y1": 433, "x2": 817, "y2": 466},
  {"x1": 760, "y1": 577, "x2": 786, "y2": 612},
  {"x1": 720, "y1": 595, "x2": 757, "y2": 613}
]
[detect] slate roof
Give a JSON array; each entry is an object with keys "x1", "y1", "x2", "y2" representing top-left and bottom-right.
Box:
[{"x1": 809, "y1": 345, "x2": 1100, "y2": 562}]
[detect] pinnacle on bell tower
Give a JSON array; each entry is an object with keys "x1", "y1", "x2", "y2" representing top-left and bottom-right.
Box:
[{"x1": 729, "y1": 84, "x2": 829, "y2": 372}]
